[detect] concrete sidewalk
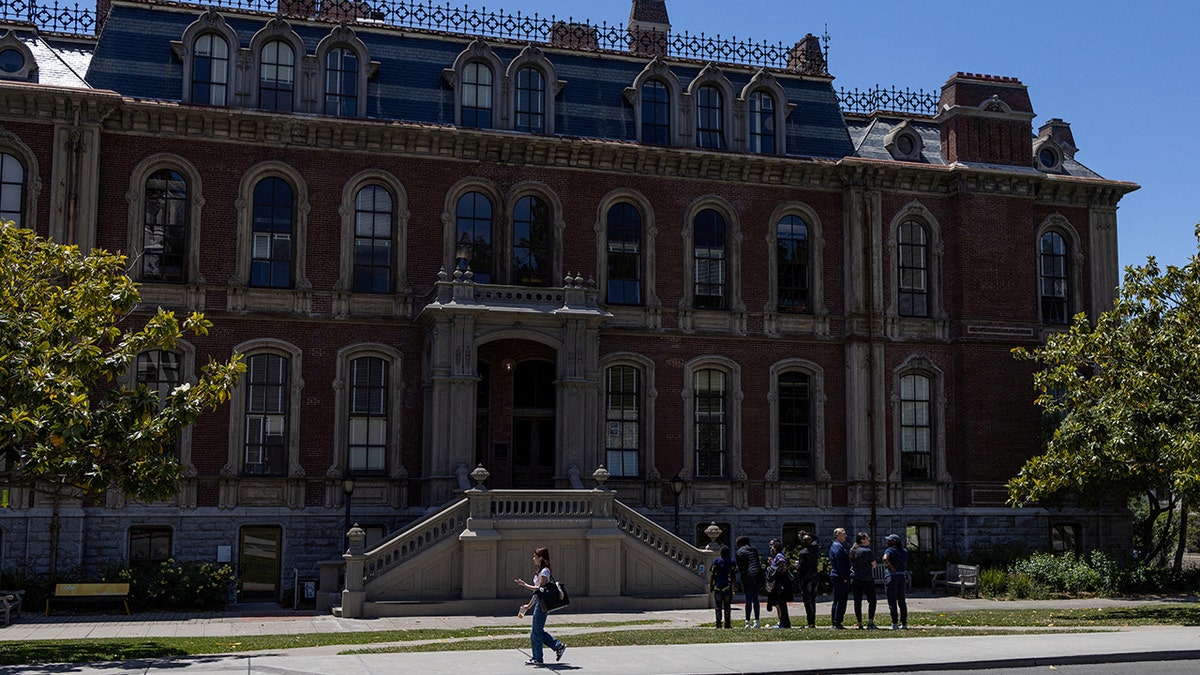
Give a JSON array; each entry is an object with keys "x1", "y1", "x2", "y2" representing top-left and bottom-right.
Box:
[{"x1": 2, "y1": 595, "x2": 1199, "y2": 674}]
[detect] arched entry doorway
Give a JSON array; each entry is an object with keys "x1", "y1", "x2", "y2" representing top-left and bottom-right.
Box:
[{"x1": 476, "y1": 340, "x2": 557, "y2": 489}]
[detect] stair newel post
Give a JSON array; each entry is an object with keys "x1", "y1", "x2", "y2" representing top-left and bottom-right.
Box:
[
  {"x1": 461, "y1": 466, "x2": 501, "y2": 600},
  {"x1": 340, "y1": 525, "x2": 367, "y2": 618}
]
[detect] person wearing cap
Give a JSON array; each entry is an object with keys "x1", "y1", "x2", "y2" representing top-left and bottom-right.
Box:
[
  {"x1": 882, "y1": 533, "x2": 909, "y2": 629},
  {"x1": 828, "y1": 527, "x2": 850, "y2": 629}
]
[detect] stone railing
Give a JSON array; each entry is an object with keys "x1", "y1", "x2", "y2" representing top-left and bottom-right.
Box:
[
  {"x1": 360, "y1": 498, "x2": 469, "y2": 582},
  {"x1": 613, "y1": 499, "x2": 710, "y2": 575},
  {"x1": 424, "y1": 269, "x2": 603, "y2": 311}
]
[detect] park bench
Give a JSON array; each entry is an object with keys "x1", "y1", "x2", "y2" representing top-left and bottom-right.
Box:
[
  {"x1": 45, "y1": 583, "x2": 131, "y2": 616},
  {"x1": 930, "y1": 563, "x2": 980, "y2": 597},
  {"x1": 1, "y1": 590, "x2": 23, "y2": 627},
  {"x1": 871, "y1": 563, "x2": 913, "y2": 592}
]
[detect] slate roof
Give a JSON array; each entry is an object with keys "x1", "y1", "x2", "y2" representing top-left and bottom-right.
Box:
[{"x1": 3, "y1": 29, "x2": 94, "y2": 89}]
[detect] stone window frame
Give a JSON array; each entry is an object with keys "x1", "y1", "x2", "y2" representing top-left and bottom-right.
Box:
[
  {"x1": 506, "y1": 180, "x2": 565, "y2": 287},
  {"x1": 330, "y1": 343, "x2": 405, "y2": 482},
  {"x1": 443, "y1": 177, "x2": 502, "y2": 281},
  {"x1": 680, "y1": 196, "x2": 743, "y2": 315},
  {"x1": 594, "y1": 188, "x2": 658, "y2": 310},
  {"x1": 229, "y1": 161, "x2": 312, "y2": 311},
  {"x1": 172, "y1": 9, "x2": 238, "y2": 107},
  {"x1": 687, "y1": 64, "x2": 736, "y2": 150},
  {"x1": 765, "y1": 201, "x2": 825, "y2": 315},
  {"x1": 0, "y1": 30, "x2": 37, "y2": 82},
  {"x1": 886, "y1": 201, "x2": 944, "y2": 324},
  {"x1": 315, "y1": 25, "x2": 375, "y2": 118},
  {"x1": 767, "y1": 358, "x2": 827, "y2": 483},
  {"x1": 127, "y1": 340, "x2": 199, "y2": 475},
  {"x1": 127, "y1": 525, "x2": 173, "y2": 565},
  {"x1": 504, "y1": 45, "x2": 565, "y2": 135},
  {"x1": 336, "y1": 169, "x2": 409, "y2": 296},
  {"x1": 680, "y1": 355, "x2": 743, "y2": 482},
  {"x1": 623, "y1": 56, "x2": 684, "y2": 146},
  {"x1": 739, "y1": 69, "x2": 793, "y2": 155},
  {"x1": 124, "y1": 153, "x2": 205, "y2": 287},
  {"x1": 224, "y1": 338, "x2": 304, "y2": 480},
  {"x1": 1033, "y1": 137, "x2": 1064, "y2": 172},
  {"x1": 885, "y1": 119, "x2": 924, "y2": 161},
  {"x1": 906, "y1": 521, "x2": 938, "y2": 553},
  {"x1": 247, "y1": 17, "x2": 306, "y2": 113},
  {"x1": 443, "y1": 38, "x2": 504, "y2": 129},
  {"x1": 889, "y1": 355, "x2": 948, "y2": 484},
  {"x1": 1036, "y1": 214, "x2": 1083, "y2": 327},
  {"x1": 599, "y1": 352, "x2": 658, "y2": 480},
  {"x1": 0, "y1": 127, "x2": 41, "y2": 228}
]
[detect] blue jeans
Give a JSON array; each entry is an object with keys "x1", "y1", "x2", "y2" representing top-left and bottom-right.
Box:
[
  {"x1": 743, "y1": 587, "x2": 760, "y2": 621},
  {"x1": 886, "y1": 574, "x2": 908, "y2": 626},
  {"x1": 830, "y1": 576, "x2": 850, "y2": 626},
  {"x1": 530, "y1": 601, "x2": 562, "y2": 662}
]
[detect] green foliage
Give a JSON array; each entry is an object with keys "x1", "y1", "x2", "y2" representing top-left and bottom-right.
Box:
[
  {"x1": 1004, "y1": 572, "x2": 1044, "y2": 599},
  {"x1": 979, "y1": 568, "x2": 1008, "y2": 597},
  {"x1": 0, "y1": 222, "x2": 244, "y2": 502},
  {"x1": 108, "y1": 559, "x2": 236, "y2": 611},
  {"x1": 1009, "y1": 551, "x2": 1102, "y2": 595}
]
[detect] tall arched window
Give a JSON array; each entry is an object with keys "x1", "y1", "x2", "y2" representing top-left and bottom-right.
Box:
[
  {"x1": 348, "y1": 356, "x2": 388, "y2": 474},
  {"x1": 514, "y1": 66, "x2": 546, "y2": 133},
  {"x1": 898, "y1": 219, "x2": 929, "y2": 317},
  {"x1": 462, "y1": 62, "x2": 493, "y2": 129},
  {"x1": 455, "y1": 192, "x2": 493, "y2": 283},
  {"x1": 641, "y1": 80, "x2": 670, "y2": 145},
  {"x1": 605, "y1": 364, "x2": 642, "y2": 477},
  {"x1": 776, "y1": 214, "x2": 809, "y2": 312},
  {"x1": 606, "y1": 202, "x2": 642, "y2": 305},
  {"x1": 1040, "y1": 231, "x2": 1069, "y2": 325},
  {"x1": 693, "y1": 208, "x2": 727, "y2": 309},
  {"x1": 244, "y1": 353, "x2": 288, "y2": 477},
  {"x1": 777, "y1": 370, "x2": 811, "y2": 479},
  {"x1": 259, "y1": 39, "x2": 295, "y2": 112},
  {"x1": 696, "y1": 85, "x2": 724, "y2": 149},
  {"x1": 324, "y1": 46, "x2": 359, "y2": 117},
  {"x1": 748, "y1": 90, "x2": 776, "y2": 154},
  {"x1": 141, "y1": 169, "x2": 188, "y2": 283},
  {"x1": 512, "y1": 195, "x2": 551, "y2": 286},
  {"x1": 694, "y1": 368, "x2": 727, "y2": 478},
  {"x1": 192, "y1": 33, "x2": 229, "y2": 106},
  {"x1": 0, "y1": 151, "x2": 26, "y2": 226},
  {"x1": 899, "y1": 373, "x2": 932, "y2": 481},
  {"x1": 352, "y1": 185, "x2": 393, "y2": 293},
  {"x1": 250, "y1": 177, "x2": 293, "y2": 288}
]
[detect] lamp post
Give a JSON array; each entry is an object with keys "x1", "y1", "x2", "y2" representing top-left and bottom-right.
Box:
[
  {"x1": 669, "y1": 473, "x2": 685, "y2": 537},
  {"x1": 342, "y1": 477, "x2": 356, "y2": 551}
]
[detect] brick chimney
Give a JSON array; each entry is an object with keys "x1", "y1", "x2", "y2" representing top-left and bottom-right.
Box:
[
  {"x1": 1037, "y1": 118, "x2": 1077, "y2": 159},
  {"x1": 936, "y1": 72, "x2": 1035, "y2": 166},
  {"x1": 628, "y1": 0, "x2": 670, "y2": 58},
  {"x1": 787, "y1": 34, "x2": 826, "y2": 76},
  {"x1": 97, "y1": 0, "x2": 111, "y2": 32},
  {"x1": 278, "y1": 0, "x2": 316, "y2": 19}
]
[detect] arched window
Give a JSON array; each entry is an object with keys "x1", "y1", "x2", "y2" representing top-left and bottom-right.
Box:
[
  {"x1": 243, "y1": 353, "x2": 288, "y2": 477},
  {"x1": 641, "y1": 80, "x2": 670, "y2": 145},
  {"x1": 141, "y1": 169, "x2": 188, "y2": 283},
  {"x1": 776, "y1": 214, "x2": 809, "y2": 312},
  {"x1": 136, "y1": 349, "x2": 183, "y2": 455},
  {"x1": 455, "y1": 191, "x2": 493, "y2": 283},
  {"x1": 693, "y1": 368, "x2": 727, "y2": 478},
  {"x1": 514, "y1": 66, "x2": 545, "y2": 133},
  {"x1": 352, "y1": 185, "x2": 394, "y2": 293},
  {"x1": 259, "y1": 39, "x2": 295, "y2": 112},
  {"x1": 606, "y1": 202, "x2": 642, "y2": 305},
  {"x1": 748, "y1": 90, "x2": 776, "y2": 154},
  {"x1": 192, "y1": 33, "x2": 229, "y2": 106},
  {"x1": 899, "y1": 373, "x2": 932, "y2": 481},
  {"x1": 696, "y1": 85, "x2": 724, "y2": 149},
  {"x1": 324, "y1": 46, "x2": 359, "y2": 117},
  {"x1": 777, "y1": 370, "x2": 811, "y2": 479},
  {"x1": 250, "y1": 177, "x2": 293, "y2": 288},
  {"x1": 348, "y1": 356, "x2": 389, "y2": 474},
  {"x1": 898, "y1": 219, "x2": 929, "y2": 318},
  {"x1": 462, "y1": 62, "x2": 494, "y2": 129},
  {"x1": 1040, "y1": 231, "x2": 1069, "y2": 325},
  {"x1": 693, "y1": 208, "x2": 727, "y2": 309},
  {"x1": 605, "y1": 364, "x2": 642, "y2": 477},
  {"x1": 0, "y1": 151, "x2": 26, "y2": 226},
  {"x1": 512, "y1": 194, "x2": 551, "y2": 287}
]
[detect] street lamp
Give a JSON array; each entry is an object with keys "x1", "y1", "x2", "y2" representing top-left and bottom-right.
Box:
[
  {"x1": 342, "y1": 477, "x2": 356, "y2": 552},
  {"x1": 669, "y1": 473, "x2": 685, "y2": 537}
]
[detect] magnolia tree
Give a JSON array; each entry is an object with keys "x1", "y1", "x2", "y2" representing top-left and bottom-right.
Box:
[
  {"x1": 0, "y1": 222, "x2": 243, "y2": 573},
  {"x1": 1011, "y1": 225, "x2": 1200, "y2": 570}
]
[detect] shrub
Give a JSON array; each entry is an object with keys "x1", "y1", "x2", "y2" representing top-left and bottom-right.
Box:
[
  {"x1": 1005, "y1": 572, "x2": 1040, "y2": 599},
  {"x1": 108, "y1": 559, "x2": 236, "y2": 611},
  {"x1": 979, "y1": 567, "x2": 1008, "y2": 598}
]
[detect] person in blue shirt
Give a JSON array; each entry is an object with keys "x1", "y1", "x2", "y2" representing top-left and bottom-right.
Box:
[
  {"x1": 849, "y1": 531, "x2": 879, "y2": 629},
  {"x1": 709, "y1": 545, "x2": 733, "y2": 628},
  {"x1": 882, "y1": 533, "x2": 909, "y2": 629},
  {"x1": 828, "y1": 527, "x2": 850, "y2": 629}
]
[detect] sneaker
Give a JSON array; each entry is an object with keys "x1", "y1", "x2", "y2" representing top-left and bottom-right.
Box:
[
  {"x1": 831, "y1": 624, "x2": 846, "y2": 630},
  {"x1": 891, "y1": 623, "x2": 900, "y2": 630},
  {"x1": 744, "y1": 620, "x2": 752, "y2": 629},
  {"x1": 555, "y1": 643, "x2": 566, "y2": 661},
  {"x1": 856, "y1": 624, "x2": 864, "y2": 629},
  {"x1": 867, "y1": 623, "x2": 879, "y2": 630},
  {"x1": 901, "y1": 624, "x2": 908, "y2": 630},
  {"x1": 753, "y1": 620, "x2": 761, "y2": 629},
  {"x1": 525, "y1": 658, "x2": 543, "y2": 665}
]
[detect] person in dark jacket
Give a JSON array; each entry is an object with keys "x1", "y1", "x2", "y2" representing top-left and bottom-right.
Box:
[
  {"x1": 849, "y1": 531, "x2": 878, "y2": 629},
  {"x1": 828, "y1": 527, "x2": 850, "y2": 629},
  {"x1": 765, "y1": 538, "x2": 793, "y2": 628},
  {"x1": 734, "y1": 535, "x2": 763, "y2": 628},
  {"x1": 882, "y1": 533, "x2": 909, "y2": 629},
  {"x1": 794, "y1": 531, "x2": 821, "y2": 628},
  {"x1": 709, "y1": 545, "x2": 733, "y2": 628}
]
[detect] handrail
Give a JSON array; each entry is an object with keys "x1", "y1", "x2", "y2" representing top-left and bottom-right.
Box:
[
  {"x1": 612, "y1": 500, "x2": 707, "y2": 575},
  {"x1": 360, "y1": 498, "x2": 469, "y2": 581}
]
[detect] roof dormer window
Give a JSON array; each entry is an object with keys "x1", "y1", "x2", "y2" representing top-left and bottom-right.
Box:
[{"x1": 0, "y1": 30, "x2": 36, "y2": 82}]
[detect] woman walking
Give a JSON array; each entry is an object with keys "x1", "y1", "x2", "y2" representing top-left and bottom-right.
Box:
[
  {"x1": 515, "y1": 547, "x2": 568, "y2": 664},
  {"x1": 849, "y1": 532, "x2": 878, "y2": 629},
  {"x1": 882, "y1": 534, "x2": 909, "y2": 630}
]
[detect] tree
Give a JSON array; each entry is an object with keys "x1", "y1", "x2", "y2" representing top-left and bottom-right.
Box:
[
  {"x1": 1011, "y1": 225, "x2": 1200, "y2": 571},
  {"x1": 0, "y1": 222, "x2": 243, "y2": 573}
]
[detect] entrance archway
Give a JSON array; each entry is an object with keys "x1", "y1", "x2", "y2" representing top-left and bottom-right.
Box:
[{"x1": 476, "y1": 340, "x2": 557, "y2": 489}]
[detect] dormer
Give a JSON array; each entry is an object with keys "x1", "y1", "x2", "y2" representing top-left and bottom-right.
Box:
[
  {"x1": 0, "y1": 31, "x2": 37, "y2": 83},
  {"x1": 935, "y1": 72, "x2": 1035, "y2": 166}
]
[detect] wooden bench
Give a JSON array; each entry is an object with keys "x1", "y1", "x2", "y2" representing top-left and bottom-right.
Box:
[
  {"x1": 1, "y1": 590, "x2": 23, "y2": 627},
  {"x1": 930, "y1": 563, "x2": 980, "y2": 597},
  {"x1": 871, "y1": 563, "x2": 913, "y2": 592},
  {"x1": 45, "y1": 583, "x2": 131, "y2": 616}
]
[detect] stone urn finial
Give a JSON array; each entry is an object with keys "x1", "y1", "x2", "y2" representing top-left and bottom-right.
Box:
[
  {"x1": 470, "y1": 464, "x2": 490, "y2": 490},
  {"x1": 593, "y1": 464, "x2": 611, "y2": 490},
  {"x1": 704, "y1": 521, "x2": 723, "y2": 551}
]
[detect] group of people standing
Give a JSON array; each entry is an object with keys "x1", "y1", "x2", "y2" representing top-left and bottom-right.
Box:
[{"x1": 711, "y1": 529, "x2": 909, "y2": 631}]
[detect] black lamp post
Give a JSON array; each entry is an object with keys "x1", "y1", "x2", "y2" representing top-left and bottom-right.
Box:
[
  {"x1": 342, "y1": 477, "x2": 356, "y2": 551},
  {"x1": 669, "y1": 473, "x2": 685, "y2": 537}
]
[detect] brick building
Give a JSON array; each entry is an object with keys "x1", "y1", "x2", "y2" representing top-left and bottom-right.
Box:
[{"x1": 0, "y1": 0, "x2": 1137, "y2": 600}]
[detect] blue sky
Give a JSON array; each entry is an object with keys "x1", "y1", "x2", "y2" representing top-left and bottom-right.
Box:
[{"x1": 478, "y1": 0, "x2": 1200, "y2": 272}]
